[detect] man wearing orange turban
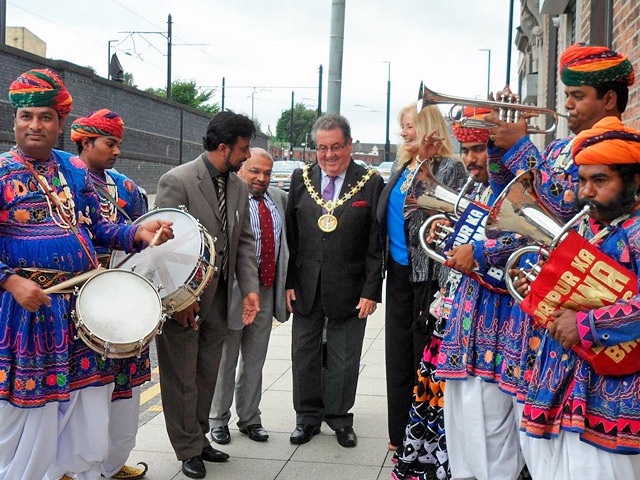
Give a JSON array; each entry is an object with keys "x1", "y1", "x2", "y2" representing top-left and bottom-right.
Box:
[
  {"x1": 519, "y1": 115, "x2": 640, "y2": 480},
  {"x1": 468, "y1": 43, "x2": 636, "y2": 476}
]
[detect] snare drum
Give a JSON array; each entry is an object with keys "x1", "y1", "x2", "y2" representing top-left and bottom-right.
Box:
[
  {"x1": 73, "y1": 269, "x2": 164, "y2": 359},
  {"x1": 110, "y1": 207, "x2": 216, "y2": 313}
]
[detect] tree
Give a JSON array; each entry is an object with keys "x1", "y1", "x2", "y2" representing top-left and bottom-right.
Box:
[
  {"x1": 146, "y1": 79, "x2": 220, "y2": 115},
  {"x1": 123, "y1": 72, "x2": 136, "y2": 88},
  {"x1": 275, "y1": 103, "x2": 317, "y2": 148}
]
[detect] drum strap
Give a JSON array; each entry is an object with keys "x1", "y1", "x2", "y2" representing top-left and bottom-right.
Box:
[
  {"x1": 95, "y1": 184, "x2": 132, "y2": 224},
  {"x1": 14, "y1": 267, "x2": 79, "y2": 293}
]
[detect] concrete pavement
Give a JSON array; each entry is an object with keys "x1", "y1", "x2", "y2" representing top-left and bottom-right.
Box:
[{"x1": 127, "y1": 302, "x2": 396, "y2": 479}]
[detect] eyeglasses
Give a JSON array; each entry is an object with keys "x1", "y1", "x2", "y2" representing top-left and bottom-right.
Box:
[
  {"x1": 317, "y1": 144, "x2": 346, "y2": 155},
  {"x1": 246, "y1": 167, "x2": 272, "y2": 177}
]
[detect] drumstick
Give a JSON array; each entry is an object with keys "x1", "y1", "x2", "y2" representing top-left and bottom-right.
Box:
[
  {"x1": 113, "y1": 226, "x2": 164, "y2": 269},
  {"x1": 43, "y1": 266, "x2": 106, "y2": 294}
]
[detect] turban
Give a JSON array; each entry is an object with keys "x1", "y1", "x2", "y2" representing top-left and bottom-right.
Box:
[
  {"x1": 452, "y1": 106, "x2": 491, "y2": 143},
  {"x1": 560, "y1": 43, "x2": 635, "y2": 87},
  {"x1": 70, "y1": 109, "x2": 124, "y2": 143},
  {"x1": 572, "y1": 116, "x2": 640, "y2": 165},
  {"x1": 8, "y1": 69, "x2": 73, "y2": 118}
]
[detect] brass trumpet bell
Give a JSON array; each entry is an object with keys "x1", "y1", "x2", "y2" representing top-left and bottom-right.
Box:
[
  {"x1": 485, "y1": 169, "x2": 563, "y2": 245},
  {"x1": 486, "y1": 168, "x2": 590, "y2": 301},
  {"x1": 403, "y1": 160, "x2": 472, "y2": 219}
]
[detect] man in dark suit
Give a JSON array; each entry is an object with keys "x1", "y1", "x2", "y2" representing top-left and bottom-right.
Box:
[
  {"x1": 155, "y1": 112, "x2": 260, "y2": 479},
  {"x1": 209, "y1": 147, "x2": 289, "y2": 444},
  {"x1": 285, "y1": 113, "x2": 384, "y2": 448}
]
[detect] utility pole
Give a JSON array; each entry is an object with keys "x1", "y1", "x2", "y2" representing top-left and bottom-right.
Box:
[
  {"x1": 0, "y1": 0, "x2": 6, "y2": 45},
  {"x1": 327, "y1": 0, "x2": 345, "y2": 113},
  {"x1": 383, "y1": 61, "x2": 391, "y2": 162},
  {"x1": 289, "y1": 91, "x2": 295, "y2": 159},
  {"x1": 317, "y1": 64, "x2": 323, "y2": 118},
  {"x1": 166, "y1": 14, "x2": 173, "y2": 100}
]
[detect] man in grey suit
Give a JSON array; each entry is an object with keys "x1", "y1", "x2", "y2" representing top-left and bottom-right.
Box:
[
  {"x1": 209, "y1": 147, "x2": 289, "y2": 444},
  {"x1": 155, "y1": 112, "x2": 260, "y2": 479}
]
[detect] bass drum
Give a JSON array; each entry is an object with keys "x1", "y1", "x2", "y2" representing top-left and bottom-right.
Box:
[
  {"x1": 110, "y1": 207, "x2": 216, "y2": 313},
  {"x1": 73, "y1": 269, "x2": 164, "y2": 359}
]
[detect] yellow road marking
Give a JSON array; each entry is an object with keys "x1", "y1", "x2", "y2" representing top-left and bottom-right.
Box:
[{"x1": 140, "y1": 367, "x2": 160, "y2": 406}]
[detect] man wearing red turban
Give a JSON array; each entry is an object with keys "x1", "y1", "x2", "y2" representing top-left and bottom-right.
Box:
[{"x1": 70, "y1": 109, "x2": 150, "y2": 480}]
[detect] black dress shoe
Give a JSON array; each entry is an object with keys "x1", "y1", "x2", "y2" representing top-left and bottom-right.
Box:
[
  {"x1": 335, "y1": 426, "x2": 357, "y2": 447},
  {"x1": 202, "y1": 444, "x2": 230, "y2": 462},
  {"x1": 239, "y1": 424, "x2": 269, "y2": 442},
  {"x1": 289, "y1": 424, "x2": 321, "y2": 444},
  {"x1": 182, "y1": 456, "x2": 206, "y2": 478},
  {"x1": 210, "y1": 425, "x2": 230, "y2": 444}
]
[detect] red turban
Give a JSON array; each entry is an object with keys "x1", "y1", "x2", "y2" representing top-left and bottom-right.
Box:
[
  {"x1": 70, "y1": 109, "x2": 124, "y2": 142},
  {"x1": 8, "y1": 69, "x2": 73, "y2": 118},
  {"x1": 572, "y1": 117, "x2": 640, "y2": 165},
  {"x1": 560, "y1": 43, "x2": 635, "y2": 87},
  {"x1": 452, "y1": 106, "x2": 491, "y2": 143}
]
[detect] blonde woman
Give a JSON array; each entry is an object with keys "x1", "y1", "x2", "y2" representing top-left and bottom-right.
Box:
[{"x1": 376, "y1": 103, "x2": 467, "y2": 451}]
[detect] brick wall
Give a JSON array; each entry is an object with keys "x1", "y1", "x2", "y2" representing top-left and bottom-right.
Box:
[
  {"x1": 0, "y1": 44, "x2": 268, "y2": 193},
  {"x1": 613, "y1": 0, "x2": 640, "y2": 127}
]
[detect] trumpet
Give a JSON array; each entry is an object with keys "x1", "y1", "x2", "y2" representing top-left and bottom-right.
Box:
[
  {"x1": 417, "y1": 82, "x2": 560, "y2": 134},
  {"x1": 484, "y1": 168, "x2": 590, "y2": 301}
]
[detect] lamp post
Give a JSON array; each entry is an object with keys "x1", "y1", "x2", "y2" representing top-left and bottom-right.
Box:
[
  {"x1": 383, "y1": 61, "x2": 391, "y2": 162},
  {"x1": 479, "y1": 48, "x2": 491, "y2": 99},
  {"x1": 302, "y1": 132, "x2": 309, "y2": 162},
  {"x1": 107, "y1": 39, "x2": 119, "y2": 79}
]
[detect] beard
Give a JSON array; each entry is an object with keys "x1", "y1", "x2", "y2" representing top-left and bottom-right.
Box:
[
  {"x1": 575, "y1": 181, "x2": 638, "y2": 222},
  {"x1": 224, "y1": 150, "x2": 242, "y2": 173}
]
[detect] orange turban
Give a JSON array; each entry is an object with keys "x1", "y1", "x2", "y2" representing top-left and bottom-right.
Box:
[
  {"x1": 452, "y1": 106, "x2": 491, "y2": 143},
  {"x1": 572, "y1": 117, "x2": 640, "y2": 165}
]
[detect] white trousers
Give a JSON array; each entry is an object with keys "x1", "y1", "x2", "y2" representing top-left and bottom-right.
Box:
[
  {"x1": 101, "y1": 387, "x2": 141, "y2": 477},
  {"x1": 528, "y1": 430, "x2": 640, "y2": 480},
  {"x1": 44, "y1": 384, "x2": 114, "y2": 480},
  {"x1": 0, "y1": 400, "x2": 65, "y2": 480},
  {"x1": 444, "y1": 378, "x2": 524, "y2": 480}
]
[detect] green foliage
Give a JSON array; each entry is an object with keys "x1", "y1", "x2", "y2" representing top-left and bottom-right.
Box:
[
  {"x1": 275, "y1": 103, "x2": 318, "y2": 148},
  {"x1": 145, "y1": 79, "x2": 220, "y2": 115},
  {"x1": 123, "y1": 72, "x2": 136, "y2": 88}
]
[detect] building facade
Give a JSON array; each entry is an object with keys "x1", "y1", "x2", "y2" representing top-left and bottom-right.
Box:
[{"x1": 515, "y1": 0, "x2": 640, "y2": 150}]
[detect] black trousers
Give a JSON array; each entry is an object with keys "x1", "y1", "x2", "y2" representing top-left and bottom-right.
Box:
[
  {"x1": 385, "y1": 257, "x2": 430, "y2": 446},
  {"x1": 291, "y1": 291, "x2": 367, "y2": 430}
]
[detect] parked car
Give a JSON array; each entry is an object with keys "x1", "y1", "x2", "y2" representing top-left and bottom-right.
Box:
[
  {"x1": 375, "y1": 161, "x2": 394, "y2": 183},
  {"x1": 270, "y1": 160, "x2": 306, "y2": 192}
]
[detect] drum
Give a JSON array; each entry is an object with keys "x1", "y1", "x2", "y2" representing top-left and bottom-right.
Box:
[
  {"x1": 110, "y1": 207, "x2": 216, "y2": 313},
  {"x1": 73, "y1": 269, "x2": 164, "y2": 359}
]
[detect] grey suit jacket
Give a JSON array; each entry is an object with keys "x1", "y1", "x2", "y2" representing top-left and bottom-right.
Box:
[
  {"x1": 227, "y1": 185, "x2": 289, "y2": 329},
  {"x1": 267, "y1": 186, "x2": 289, "y2": 323},
  {"x1": 155, "y1": 155, "x2": 259, "y2": 316}
]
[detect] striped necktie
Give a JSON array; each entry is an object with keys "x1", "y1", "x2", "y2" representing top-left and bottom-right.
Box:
[{"x1": 215, "y1": 175, "x2": 228, "y2": 279}]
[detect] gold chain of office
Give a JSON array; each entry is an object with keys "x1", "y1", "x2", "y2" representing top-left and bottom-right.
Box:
[{"x1": 302, "y1": 163, "x2": 376, "y2": 232}]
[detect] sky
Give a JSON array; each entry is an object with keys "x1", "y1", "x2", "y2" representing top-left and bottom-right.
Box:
[{"x1": 6, "y1": 0, "x2": 520, "y2": 144}]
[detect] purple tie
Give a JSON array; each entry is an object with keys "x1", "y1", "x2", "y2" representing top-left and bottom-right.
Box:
[{"x1": 322, "y1": 176, "x2": 336, "y2": 213}]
